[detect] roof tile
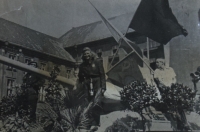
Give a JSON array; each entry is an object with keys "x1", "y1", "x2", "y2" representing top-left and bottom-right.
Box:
[{"x1": 0, "y1": 18, "x2": 75, "y2": 62}]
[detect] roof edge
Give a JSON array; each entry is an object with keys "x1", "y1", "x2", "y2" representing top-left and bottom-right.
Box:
[
  {"x1": 0, "y1": 38, "x2": 75, "y2": 63},
  {"x1": 63, "y1": 30, "x2": 135, "y2": 49},
  {"x1": 0, "y1": 18, "x2": 58, "y2": 40},
  {"x1": 59, "y1": 12, "x2": 134, "y2": 40}
]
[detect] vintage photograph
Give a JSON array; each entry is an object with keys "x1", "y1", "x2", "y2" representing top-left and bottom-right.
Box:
[{"x1": 0, "y1": 0, "x2": 200, "y2": 131}]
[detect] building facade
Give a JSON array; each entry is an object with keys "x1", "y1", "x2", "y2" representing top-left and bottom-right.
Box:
[{"x1": 0, "y1": 18, "x2": 75, "y2": 99}]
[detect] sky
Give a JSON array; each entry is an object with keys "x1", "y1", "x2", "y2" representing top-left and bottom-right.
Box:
[{"x1": 0, "y1": 0, "x2": 140, "y2": 38}]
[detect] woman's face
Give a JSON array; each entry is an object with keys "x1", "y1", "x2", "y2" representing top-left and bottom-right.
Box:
[
  {"x1": 156, "y1": 60, "x2": 164, "y2": 69},
  {"x1": 83, "y1": 50, "x2": 91, "y2": 60}
]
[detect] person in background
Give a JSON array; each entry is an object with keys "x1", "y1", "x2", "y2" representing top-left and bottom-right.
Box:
[
  {"x1": 191, "y1": 66, "x2": 200, "y2": 94},
  {"x1": 154, "y1": 58, "x2": 176, "y2": 88},
  {"x1": 78, "y1": 47, "x2": 106, "y2": 128},
  {"x1": 154, "y1": 58, "x2": 191, "y2": 130},
  {"x1": 190, "y1": 66, "x2": 200, "y2": 113}
]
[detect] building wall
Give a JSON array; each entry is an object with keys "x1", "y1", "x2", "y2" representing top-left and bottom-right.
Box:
[
  {"x1": 0, "y1": 42, "x2": 75, "y2": 99},
  {"x1": 169, "y1": 0, "x2": 200, "y2": 88}
]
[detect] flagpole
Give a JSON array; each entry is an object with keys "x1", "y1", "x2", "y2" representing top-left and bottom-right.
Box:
[
  {"x1": 123, "y1": 38, "x2": 154, "y2": 73},
  {"x1": 88, "y1": 0, "x2": 122, "y2": 69},
  {"x1": 107, "y1": 50, "x2": 135, "y2": 73},
  {"x1": 88, "y1": 0, "x2": 154, "y2": 73},
  {"x1": 109, "y1": 20, "x2": 131, "y2": 68},
  {"x1": 109, "y1": 17, "x2": 133, "y2": 68},
  {"x1": 147, "y1": 37, "x2": 150, "y2": 60}
]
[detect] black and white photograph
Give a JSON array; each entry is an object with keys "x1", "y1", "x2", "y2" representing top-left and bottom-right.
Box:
[{"x1": 0, "y1": 0, "x2": 200, "y2": 131}]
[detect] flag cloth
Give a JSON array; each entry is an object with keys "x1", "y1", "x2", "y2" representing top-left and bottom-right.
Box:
[
  {"x1": 129, "y1": 0, "x2": 188, "y2": 44},
  {"x1": 106, "y1": 51, "x2": 144, "y2": 87}
]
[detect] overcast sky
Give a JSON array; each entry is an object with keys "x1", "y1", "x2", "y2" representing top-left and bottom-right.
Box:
[{"x1": 0, "y1": 0, "x2": 140, "y2": 38}]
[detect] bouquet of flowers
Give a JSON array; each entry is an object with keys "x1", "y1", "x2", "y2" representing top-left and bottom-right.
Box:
[
  {"x1": 120, "y1": 81, "x2": 160, "y2": 112},
  {"x1": 159, "y1": 83, "x2": 196, "y2": 112}
]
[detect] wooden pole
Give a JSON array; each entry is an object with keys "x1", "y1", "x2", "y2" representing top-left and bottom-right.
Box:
[
  {"x1": 147, "y1": 37, "x2": 150, "y2": 60},
  {"x1": 88, "y1": 0, "x2": 154, "y2": 73},
  {"x1": 107, "y1": 50, "x2": 135, "y2": 73}
]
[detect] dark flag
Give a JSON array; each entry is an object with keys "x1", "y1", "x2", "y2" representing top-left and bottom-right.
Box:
[
  {"x1": 129, "y1": 0, "x2": 188, "y2": 44},
  {"x1": 106, "y1": 51, "x2": 144, "y2": 87}
]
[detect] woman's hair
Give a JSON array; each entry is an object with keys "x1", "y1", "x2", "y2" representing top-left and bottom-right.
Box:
[{"x1": 156, "y1": 58, "x2": 165, "y2": 65}]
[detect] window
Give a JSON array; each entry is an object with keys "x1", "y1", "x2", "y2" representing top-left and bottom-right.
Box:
[
  {"x1": 7, "y1": 78, "x2": 15, "y2": 96},
  {"x1": 143, "y1": 44, "x2": 164, "y2": 70},
  {"x1": 40, "y1": 63, "x2": 46, "y2": 70},
  {"x1": 6, "y1": 66, "x2": 12, "y2": 71},
  {"x1": 66, "y1": 68, "x2": 72, "y2": 78},
  {"x1": 112, "y1": 45, "x2": 118, "y2": 55},
  {"x1": 9, "y1": 54, "x2": 15, "y2": 60},
  {"x1": 7, "y1": 79, "x2": 14, "y2": 87},
  {"x1": 148, "y1": 39, "x2": 160, "y2": 49},
  {"x1": 23, "y1": 58, "x2": 31, "y2": 74},
  {"x1": 7, "y1": 53, "x2": 16, "y2": 71},
  {"x1": 25, "y1": 58, "x2": 31, "y2": 64},
  {"x1": 96, "y1": 49, "x2": 102, "y2": 58},
  {"x1": 66, "y1": 68, "x2": 71, "y2": 73}
]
